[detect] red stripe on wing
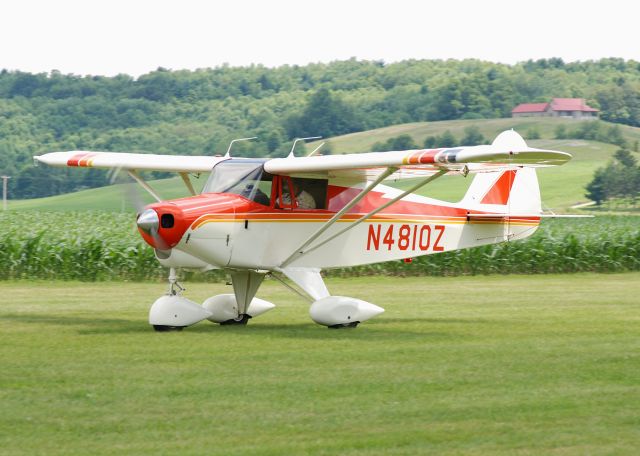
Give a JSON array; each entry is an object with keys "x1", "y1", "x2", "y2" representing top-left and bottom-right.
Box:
[{"x1": 67, "y1": 152, "x2": 91, "y2": 167}]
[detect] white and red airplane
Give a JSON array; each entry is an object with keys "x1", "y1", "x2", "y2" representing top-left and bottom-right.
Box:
[{"x1": 35, "y1": 130, "x2": 571, "y2": 330}]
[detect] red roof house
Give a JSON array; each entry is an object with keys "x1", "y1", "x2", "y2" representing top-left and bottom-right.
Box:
[
  {"x1": 512, "y1": 98, "x2": 598, "y2": 119},
  {"x1": 511, "y1": 102, "x2": 550, "y2": 114},
  {"x1": 550, "y1": 98, "x2": 599, "y2": 114}
]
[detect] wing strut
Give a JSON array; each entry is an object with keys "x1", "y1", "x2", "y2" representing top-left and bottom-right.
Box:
[
  {"x1": 179, "y1": 172, "x2": 197, "y2": 196},
  {"x1": 127, "y1": 170, "x2": 162, "y2": 202},
  {"x1": 286, "y1": 169, "x2": 448, "y2": 264},
  {"x1": 279, "y1": 167, "x2": 397, "y2": 268},
  {"x1": 299, "y1": 170, "x2": 447, "y2": 259}
]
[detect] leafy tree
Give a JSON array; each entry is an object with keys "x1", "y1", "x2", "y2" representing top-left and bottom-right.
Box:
[
  {"x1": 372, "y1": 134, "x2": 418, "y2": 151},
  {"x1": 266, "y1": 131, "x2": 282, "y2": 153},
  {"x1": 390, "y1": 135, "x2": 418, "y2": 150},
  {"x1": 554, "y1": 125, "x2": 567, "y2": 139},
  {"x1": 423, "y1": 136, "x2": 437, "y2": 148},
  {"x1": 438, "y1": 131, "x2": 457, "y2": 147},
  {"x1": 285, "y1": 88, "x2": 360, "y2": 139},
  {"x1": 526, "y1": 128, "x2": 541, "y2": 140},
  {"x1": 585, "y1": 168, "x2": 607, "y2": 205},
  {"x1": 585, "y1": 148, "x2": 640, "y2": 205},
  {"x1": 614, "y1": 148, "x2": 637, "y2": 167},
  {"x1": 460, "y1": 125, "x2": 485, "y2": 145},
  {"x1": 606, "y1": 124, "x2": 627, "y2": 148}
]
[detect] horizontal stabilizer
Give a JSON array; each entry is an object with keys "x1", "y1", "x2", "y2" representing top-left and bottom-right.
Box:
[{"x1": 467, "y1": 213, "x2": 593, "y2": 219}]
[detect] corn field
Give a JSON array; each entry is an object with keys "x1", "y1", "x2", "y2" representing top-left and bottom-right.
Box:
[{"x1": 1, "y1": 212, "x2": 639, "y2": 281}]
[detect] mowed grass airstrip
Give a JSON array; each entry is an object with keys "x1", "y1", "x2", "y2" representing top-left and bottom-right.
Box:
[{"x1": 2, "y1": 274, "x2": 639, "y2": 455}]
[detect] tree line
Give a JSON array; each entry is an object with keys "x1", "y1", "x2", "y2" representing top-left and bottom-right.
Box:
[{"x1": 1, "y1": 58, "x2": 640, "y2": 198}]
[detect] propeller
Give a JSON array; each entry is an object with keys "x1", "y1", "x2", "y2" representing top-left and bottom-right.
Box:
[
  {"x1": 136, "y1": 207, "x2": 171, "y2": 251},
  {"x1": 109, "y1": 167, "x2": 171, "y2": 251}
]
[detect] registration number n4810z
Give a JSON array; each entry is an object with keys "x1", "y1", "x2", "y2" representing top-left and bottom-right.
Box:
[{"x1": 366, "y1": 224, "x2": 445, "y2": 252}]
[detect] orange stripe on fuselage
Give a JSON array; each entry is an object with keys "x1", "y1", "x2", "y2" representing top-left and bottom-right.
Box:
[{"x1": 190, "y1": 212, "x2": 540, "y2": 230}]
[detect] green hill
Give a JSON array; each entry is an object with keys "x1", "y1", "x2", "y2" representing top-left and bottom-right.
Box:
[
  {"x1": 312, "y1": 117, "x2": 640, "y2": 153},
  {"x1": 8, "y1": 176, "x2": 206, "y2": 212},
  {"x1": 8, "y1": 118, "x2": 638, "y2": 212}
]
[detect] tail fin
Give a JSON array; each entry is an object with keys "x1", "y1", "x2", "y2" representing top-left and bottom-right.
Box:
[{"x1": 460, "y1": 168, "x2": 541, "y2": 214}]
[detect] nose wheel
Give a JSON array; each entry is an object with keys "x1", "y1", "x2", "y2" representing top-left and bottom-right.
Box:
[{"x1": 148, "y1": 268, "x2": 212, "y2": 331}]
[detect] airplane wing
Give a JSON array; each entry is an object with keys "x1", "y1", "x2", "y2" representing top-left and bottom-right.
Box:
[
  {"x1": 34, "y1": 131, "x2": 571, "y2": 180},
  {"x1": 265, "y1": 130, "x2": 571, "y2": 180},
  {"x1": 33, "y1": 151, "x2": 224, "y2": 173}
]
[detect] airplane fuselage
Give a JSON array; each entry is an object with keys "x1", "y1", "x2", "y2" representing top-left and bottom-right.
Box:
[{"x1": 140, "y1": 182, "x2": 540, "y2": 271}]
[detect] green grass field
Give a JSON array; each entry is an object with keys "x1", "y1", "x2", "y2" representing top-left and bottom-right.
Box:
[
  {"x1": 9, "y1": 117, "x2": 638, "y2": 212},
  {"x1": 1, "y1": 274, "x2": 639, "y2": 455}
]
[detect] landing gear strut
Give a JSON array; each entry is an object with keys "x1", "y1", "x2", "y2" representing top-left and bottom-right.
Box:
[
  {"x1": 149, "y1": 268, "x2": 212, "y2": 331},
  {"x1": 152, "y1": 268, "x2": 188, "y2": 331},
  {"x1": 167, "y1": 267, "x2": 185, "y2": 296}
]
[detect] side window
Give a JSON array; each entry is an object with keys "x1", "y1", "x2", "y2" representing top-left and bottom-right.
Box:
[
  {"x1": 271, "y1": 175, "x2": 329, "y2": 210},
  {"x1": 254, "y1": 176, "x2": 272, "y2": 206},
  {"x1": 291, "y1": 177, "x2": 328, "y2": 210}
]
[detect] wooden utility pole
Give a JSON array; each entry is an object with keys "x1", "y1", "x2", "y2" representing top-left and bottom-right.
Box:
[{"x1": 1, "y1": 176, "x2": 9, "y2": 211}]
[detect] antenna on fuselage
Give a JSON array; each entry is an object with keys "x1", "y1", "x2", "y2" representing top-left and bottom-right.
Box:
[
  {"x1": 288, "y1": 136, "x2": 321, "y2": 158},
  {"x1": 225, "y1": 137, "x2": 257, "y2": 158}
]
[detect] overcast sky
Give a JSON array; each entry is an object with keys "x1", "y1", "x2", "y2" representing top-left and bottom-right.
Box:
[{"x1": 2, "y1": 0, "x2": 638, "y2": 77}]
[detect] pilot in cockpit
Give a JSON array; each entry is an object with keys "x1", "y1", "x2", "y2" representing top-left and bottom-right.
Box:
[{"x1": 281, "y1": 184, "x2": 316, "y2": 209}]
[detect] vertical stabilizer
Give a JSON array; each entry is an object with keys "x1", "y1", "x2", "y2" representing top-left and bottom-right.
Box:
[{"x1": 460, "y1": 168, "x2": 541, "y2": 214}]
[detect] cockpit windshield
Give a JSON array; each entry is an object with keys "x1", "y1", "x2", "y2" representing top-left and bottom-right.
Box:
[{"x1": 202, "y1": 159, "x2": 272, "y2": 205}]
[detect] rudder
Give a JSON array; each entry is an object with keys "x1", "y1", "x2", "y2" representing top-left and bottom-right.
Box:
[{"x1": 460, "y1": 168, "x2": 541, "y2": 214}]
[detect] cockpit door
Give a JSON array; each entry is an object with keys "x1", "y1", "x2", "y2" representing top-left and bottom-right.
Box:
[{"x1": 273, "y1": 175, "x2": 297, "y2": 210}]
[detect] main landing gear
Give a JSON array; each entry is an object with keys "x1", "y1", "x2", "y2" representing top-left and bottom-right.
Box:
[
  {"x1": 148, "y1": 269, "x2": 275, "y2": 331},
  {"x1": 147, "y1": 268, "x2": 385, "y2": 331}
]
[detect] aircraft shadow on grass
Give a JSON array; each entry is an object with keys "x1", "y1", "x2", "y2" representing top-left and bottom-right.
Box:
[{"x1": 2, "y1": 313, "x2": 485, "y2": 341}]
